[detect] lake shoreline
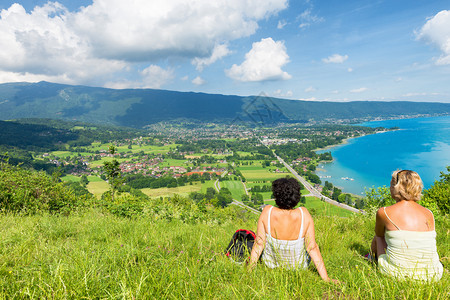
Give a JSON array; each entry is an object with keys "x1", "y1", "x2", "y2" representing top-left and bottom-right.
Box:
[{"x1": 313, "y1": 116, "x2": 450, "y2": 196}]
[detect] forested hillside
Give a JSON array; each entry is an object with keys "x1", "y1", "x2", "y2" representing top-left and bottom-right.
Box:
[{"x1": 1, "y1": 81, "x2": 449, "y2": 128}]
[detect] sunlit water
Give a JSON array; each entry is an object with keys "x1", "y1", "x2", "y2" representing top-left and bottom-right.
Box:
[{"x1": 316, "y1": 116, "x2": 450, "y2": 195}]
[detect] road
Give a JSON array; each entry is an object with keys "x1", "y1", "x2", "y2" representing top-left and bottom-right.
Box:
[{"x1": 274, "y1": 154, "x2": 361, "y2": 214}]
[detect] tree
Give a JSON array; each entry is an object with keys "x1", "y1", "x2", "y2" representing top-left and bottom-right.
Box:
[
  {"x1": 205, "y1": 187, "x2": 216, "y2": 200},
  {"x1": 324, "y1": 181, "x2": 333, "y2": 191},
  {"x1": 80, "y1": 174, "x2": 89, "y2": 187},
  {"x1": 364, "y1": 186, "x2": 395, "y2": 214},
  {"x1": 332, "y1": 187, "x2": 341, "y2": 201},
  {"x1": 300, "y1": 196, "x2": 306, "y2": 204},
  {"x1": 422, "y1": 166, "x2": 450, "y2": 215},
  {"x1": 103, "y1": 145, "x2": 123, "y2": 201},
  {"x1": 241, "y1": 194, "x2": 250, "y2": 202},
  {"x1": 306, "y1": 172, "x2": 321, "y2": 184},
  {"x1": 355, "y1": 198, "x2": 365, "y2": 209}
]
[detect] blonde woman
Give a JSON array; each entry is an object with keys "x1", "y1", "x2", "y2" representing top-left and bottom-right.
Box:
[{"x1": 371, "y1": 170, "x2": 443, "y2": 281}]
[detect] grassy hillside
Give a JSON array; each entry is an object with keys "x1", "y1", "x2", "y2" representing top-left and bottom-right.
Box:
[
  {"x1": 0, "y1": 210, "x2": 447, "y2": 299},
  {"x1": 2, "y1": 81, "x2": 450, "y2": 127},
  {"x1": 0, "y1": 162, "x2": 448, "y2": 298}
]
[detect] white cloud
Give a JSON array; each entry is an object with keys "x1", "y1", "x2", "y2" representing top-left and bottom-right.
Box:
[
  {"x1": 416, "y1": 10, "x2": 450, "y2": 65},
  {"x1": 350, "y1": 87, "x2": 367, "y2": 93},
  {"x1": 273, "y1": 89, "x2": 293, "y2": 98},
  {"x1": 225, "y1": 37, "x2": 291, "y2": 82},
  {"x1": 73, "y1": 0, "x2": 288, "y2": 61},
  {"x1": 192, "y1": 44, "x2": 231, "y2": 71},
  {"x1": 181, "y1": 75, "x2": 189, "y2": 81},
  {"x1": 0, "y1": 0, "x2": 288, "y2": 86},
  {"x1": 301, "y1": 97, "x2": 317, "y2": 101},
  {"x1": 401, "y1": 92, "x2": 442, "y2": 97},
  {"x1": 305, "y1": 86, "x2": 316, "y2": 92},
  {"x1": 347, "y1": 68, "x2": 353, "y2": 72},
  {"x1": 140, "y1": 65, "x2": 174, "y2": 88},
  {"x1": 192, "y1": 76, "x2": 205, "y2": 85},
  {"x1": 297, "y1": 8, "x2": 324, "y2": 29},
  {"x1": 105, "y1": 65, "x2": 174, "y2": 89},
  {"x1": 0, "y1": 3, "x2": 126, "y2": 84},
  {"x1": 322, "y1": 54, "x2": 348, "y2": 64},
  {"x1": 277, "y1": 20, "x2": 287, "y2": 29}
]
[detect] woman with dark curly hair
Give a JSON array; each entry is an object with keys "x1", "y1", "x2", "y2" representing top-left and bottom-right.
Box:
[{"x1": 248, "y1": 177, "x2": 337, "y2": 282}]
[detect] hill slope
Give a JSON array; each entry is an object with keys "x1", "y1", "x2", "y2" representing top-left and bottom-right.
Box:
[{"x1": 1, "y1": 81, "x2": 449, "y2": 128}]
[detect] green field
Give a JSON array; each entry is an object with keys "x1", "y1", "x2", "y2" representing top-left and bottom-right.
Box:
[
  {"x1": 48, "y1": 151, "x2": 85, "y2": 158},
  {"x1": 61, "y1": 175, "x2": 103, "y2": 183},
  {"x1": 157, "y1": 158, "x2": 189, "y2": 167},
  {"x1": 87, "y1": 175, "x2": 104, "y2": 182},
  {"x1": 141, "y1": 184, "x2": 202, "y2": 198},
  {"x1": 239, "y1": 168, "x2": 290, "y2": 181},
  {"x1": 235, "y1": 151, "x2": 253, "y2": 157},
  {"x1": 60, "y1": 174, "x2": 81, "y2": 182},
  {"x1": 201, "y1": 180, "x2": 217, "y2": 193},
  {"x1": 86, "y1": 143, "x2": 179, "y2": 154},
  {"x1": 87, "y1": 181, "x2": 109, "y2": 198},
  {"x1": 220, "y1": 180, "x2": 246, "y2": 201}
]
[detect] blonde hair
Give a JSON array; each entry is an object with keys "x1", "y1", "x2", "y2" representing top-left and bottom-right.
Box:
[{"x1": 390, "y1": 170, "x2": 423, "y2": 201}]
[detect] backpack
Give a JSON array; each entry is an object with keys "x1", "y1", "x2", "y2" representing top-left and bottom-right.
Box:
[{"x1": 224, "y1": 229, "x2": 256, "y2": 264}]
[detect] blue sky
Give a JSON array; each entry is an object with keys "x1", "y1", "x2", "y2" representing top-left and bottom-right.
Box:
[{"x1": 0, "y1": 0, "x2": 449, "y2": 102}]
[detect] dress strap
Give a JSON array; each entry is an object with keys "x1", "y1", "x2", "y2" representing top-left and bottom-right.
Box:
[
  {"x1": 267, "y1": 206, "x2": 274, "y2": 237},
  {"x1": 298, "y1": 207, "x2": 304, "y2": 239},
  {"x1": 384, "y1": 207, "x2": 401, "y2": 230}
]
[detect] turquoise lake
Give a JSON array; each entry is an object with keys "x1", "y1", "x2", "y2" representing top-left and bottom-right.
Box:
[{"x1": 315, "y1": 115, "x2": 450, "y2": 195}]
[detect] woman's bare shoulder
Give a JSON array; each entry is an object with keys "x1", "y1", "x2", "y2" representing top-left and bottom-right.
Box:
[
  {"x1": 299, "y1": 206, "x2": 311, "y2": 216},
  {"x1": 259, "y1": 205, "x2": 272, "y2": 218}
]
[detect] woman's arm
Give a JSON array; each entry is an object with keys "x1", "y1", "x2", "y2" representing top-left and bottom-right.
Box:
[
  {"x1": 248, "y1": 207, "x2": 268, "y2": 270},
  {"x1": 375, "y1": 208, "x2": 386, "y2": 237},
  {"x1": 374, "y1": 208, "x2": 387, "y2": 256},
  {"x1": 303, "y1": 209, "x2": 332, "y2": 282}
]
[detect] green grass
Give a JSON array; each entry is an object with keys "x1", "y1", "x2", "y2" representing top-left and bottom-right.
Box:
[
  {"x1": 60, "y1": 174, "x2": 81, "y2": 182},
  {"x1": 141, "y1": 184, "x2": 202, "y2": 198},
  {"x1": 220, "y1": 180, "x2": 246, "y2": 201},
  {"x1": 87, "y1": 175, "x2": 104, "y2": 182},
  {"x1": 239, "y1": 168, "x2": 290, "y2": 181},
  {"x1": 87, "y1": 181, "x2": 109, "y2": 198},
  {"x1": 157, "y1": 158, "x2": 189, "y2": 167},
  {"x1": 87, "y1": 143, "x2": 179, "y2": 154},
  {"x1": 200, "y1": 180, "x2": 216, "y2": 193},
  {"x1": 0, "y1": 210, "x2": 447, "y2": 298},
  {"x1": 61, "y1": 175, "x2": 103, "y2": 183}
]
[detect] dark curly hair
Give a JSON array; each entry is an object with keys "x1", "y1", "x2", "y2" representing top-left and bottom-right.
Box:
[{"x1": 272, "y1": 177, "x2": 301, "y2": 210}]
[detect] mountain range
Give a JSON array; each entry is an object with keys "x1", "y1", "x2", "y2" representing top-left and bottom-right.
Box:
[{"x1": 1, "y1": 81, "x2": 449, "y2": 128}]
